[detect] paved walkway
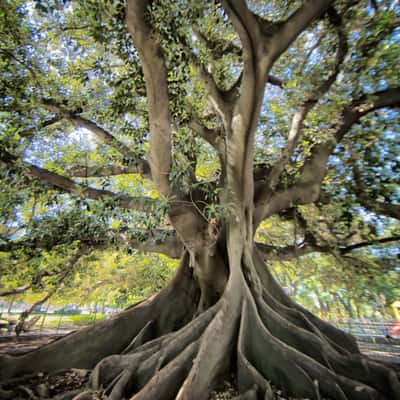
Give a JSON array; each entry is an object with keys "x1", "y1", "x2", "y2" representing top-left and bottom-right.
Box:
[{"x1": 358, "y1": 340, "x2": 400, "y2": 364}]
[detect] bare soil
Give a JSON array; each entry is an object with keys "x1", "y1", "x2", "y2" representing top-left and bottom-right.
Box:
[
  {"x1": 0, "y1": 331, "x2": 69, "y2": 356},
  {"x1": 1, "y1": 331, "x2": 399, "y2": 400}
]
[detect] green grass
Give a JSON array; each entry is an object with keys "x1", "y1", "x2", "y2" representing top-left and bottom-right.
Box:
[{"x1": 1, "y1": 313, "x2": 106, "y2": 329}]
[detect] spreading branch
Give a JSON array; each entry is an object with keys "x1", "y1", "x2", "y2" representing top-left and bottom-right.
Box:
[
  {"x1": 359, "y1": 199, "x2": 400, "y2": 220},
  {"x1": 221, "y1": 1, "x2": 261, "y2": 57},
  {"x1": 0, "y1": 149, "x2": 158, "y2": 213},
  {"x1": 0, "y1": 224, "x2": 183, "y2": 259},
  {"x1": 0, "y1": 284, "x2": 31, "y2": 298},
  {"x1": 340, "y1": 236, "x2": 400, "y2": 254},
  {"x1": 188, "y1": 119, "x2": 225, "y2": 157},
  {"x1": 41, "y1": 99, "x2": 151, "y2": 179},
  {"x1": 28, "y1": 164, "x2": 156, "y2": 212},
  {"x1": 220, "y1": 1, "x2": 271, "y2": 205},
  {"x1": 67, "y1": 165, "x2": 147, "y2": 178},
  {"x1": 268, "y1": 0, "x2": 333, "y2": 63},
  {"x1": 350, "y1": 150, "x2": 400, "y2": 220},
  {"x1": 256, "y1": 235, "x2": 400, "y2": 261},
  {"x1": 184, "y1": 42, "x2": 231, "y2": 122},
  {"x1": 117, "y1": 231, "x2": 183, "y2": 259},
  {"x1": 254, "y1": 87, "x2": 400, "y2": 226},
  {"x1": 126, "y1": 0, "x2": 172, "y2": 195},
  {"x1": 266, "y1": 8, "x2": 348, "y2": 193},
  {"x1": 256, "y1": 241, "x2": 319, "y2": 261}
]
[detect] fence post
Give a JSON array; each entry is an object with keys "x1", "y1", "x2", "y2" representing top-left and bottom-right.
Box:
[
  {"x1": 56, "y1": 314, "x2": 63, "y2": 333},
  {"x1": 40, "y1": 300, "x2": 51, "y2": 332},
  {"x1": 7, "y1": 294, "x2": 16, "y2": 314}
]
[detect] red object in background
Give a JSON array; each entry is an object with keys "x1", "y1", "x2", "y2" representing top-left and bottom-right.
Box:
[{"x1": 390, "y1": 322, "x2": 400, "y2": 335}]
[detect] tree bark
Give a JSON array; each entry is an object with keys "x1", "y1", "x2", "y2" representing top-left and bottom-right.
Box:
[{"x1": 1, "y1": 246, "x2": 399, "y2": 400}]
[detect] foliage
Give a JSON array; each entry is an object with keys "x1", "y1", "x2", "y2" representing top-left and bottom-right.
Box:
[{"x1": 0, "y1": 0, "x2": 399, "y2": 317}]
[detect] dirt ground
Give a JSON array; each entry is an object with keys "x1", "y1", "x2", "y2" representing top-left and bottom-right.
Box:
[
  {"x1": 0, "y1": 331, "x2": 399, "y2": 400},
  {"x1": 0, "y1": 331, "x2": 68, "y2": 356}
]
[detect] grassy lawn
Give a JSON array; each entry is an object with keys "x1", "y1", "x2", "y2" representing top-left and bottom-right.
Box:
[{"x1": 1, "y1": 313, "x2": 106, "y2": 330}]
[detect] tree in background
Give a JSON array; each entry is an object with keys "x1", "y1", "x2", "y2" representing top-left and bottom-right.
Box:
[
  {"x1": 271, "y1": 253, "x2": 400, "y2": 321},
  {"x1": 0, "y1": 248, "x2": 177, "y2": 316},
  {"x1": 0, "y1": 0, "x2": 399, "y2": 399}
]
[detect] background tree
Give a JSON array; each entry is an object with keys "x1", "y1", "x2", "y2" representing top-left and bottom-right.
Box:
[{"x1": 0, "y1": 0, "x2": 399, "y2": 399}]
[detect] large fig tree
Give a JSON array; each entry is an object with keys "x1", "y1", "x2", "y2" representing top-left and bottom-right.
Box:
[{"x1": 1, "y1": 0, "x2": 399, "y2": 399}]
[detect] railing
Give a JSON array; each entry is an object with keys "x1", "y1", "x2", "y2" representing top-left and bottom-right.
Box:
[
  {"x1": 335, "y1": 320, "x2": 400, "y2": 363},
  {"x1": 336, "y1": 320, "x2": 398, "y2": 339}
]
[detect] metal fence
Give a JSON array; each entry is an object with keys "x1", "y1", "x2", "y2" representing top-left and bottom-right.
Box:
[{"x1": 336, "y1": 320, "x2": 400, "y2": 364}]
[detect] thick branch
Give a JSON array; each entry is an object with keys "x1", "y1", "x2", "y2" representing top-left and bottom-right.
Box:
[
  {"x1": 122, "y1": 233, "x2": 183, "y2": 259},
  {"x1": 267, "y1": 8, "x2": 347, "y2": 192},
  {"x1": 126, "y1": 0, "x2": 172, "y2": 195},
  {"x1": 299, "y1": 87, "x2": 400, "y2": 185},
  {"x1": 188, "y1": 119, "x2": 225, "y2": 156},
  {"x1": 254, "y1": 87, "x2": 400, "y2": 226},
  {"x1": 267, "y1": 74, "x2": 284, "y2": 88},
  {"x1": 196, "y1": 64, "x2": 230, "y2": 122},
  {"x1": 41, "y1": 100, "x2": 151, "y2": 178},
  {"x1": 221, "y1": 0, "x2": 261, "y2": 56},
  {"x1": 255, "y1": 241, "x2": 319, "y2": 261},
  {"x1": 0, "y1": 224, "x2": 182, "y2": 259},
  {"x1": 28, "y1": 164, "x2": 156, "y2": 212},
  {"x1": 184, "y1": 43, "x2": 231, "y2": 122},
  {"x1": 192, "y1": 26, "x2": 282, "y2": 92},
  {"x1": 0, "y1": 149, "x2": 158, "y2": 213},
  {"x1": 359, "y1": 199, "x2": 400, "y2": 220},
  {"x1": 340, "y1": 236, "x2": 400, "y2": 254},
  {"x1": 220, "y1": 1, "x2": 270, "y2": 206},
  {"x1": 269, "y1": 0, "x2": 333, "y2": 62},
  {"x1": 256, "y1": 235, "x2": 400, "y2": 261},
  {"x1": 0, "y1": 284, "x2": 31, "y2": 297},
  {"x1": 67, "y1": 165, "x2": 147, "y2": 178}
]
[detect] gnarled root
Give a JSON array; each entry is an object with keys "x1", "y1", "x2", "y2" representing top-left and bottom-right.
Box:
[
  {"x1": 236, "y1": 252, "x2": 400, "y2": 400},
  {"x1": 0, "y1": 255, "x2": 199, "y2": 381},
  {"x1": 89, "y1": 303, "x2": 219, "y2": 398},
  {"x1": 2, "y1": 250, "x2": 400, "y2": 400}
]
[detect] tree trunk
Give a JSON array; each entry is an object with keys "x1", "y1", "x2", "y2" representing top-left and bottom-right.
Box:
[{"x1": 1, "y1": 245, "x2": 399, "y2": 400}]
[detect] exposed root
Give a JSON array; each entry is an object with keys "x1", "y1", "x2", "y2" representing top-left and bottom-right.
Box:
[
  {"x1": 175, "y1": 255, "x2": 244, "y2": 400},
  {"x1": 88, "y1": 303, "x2": 219, "y2": 399},
  {"x1": 253, "y1": 249, "x2": 359, "y2": 354},
  {"x1": 238, "y1": 264, "x2": 400, "y2": 400},
  {"x1": 121, "y1": 320, "x2": 154, "y2": 354},
  {"x1": 240, "y1": 292, "x2": 384, "y2": 399},
  {"x1": 2, "y1": 250, "x2": 399, "y2": 400},
  {"x1": 237, "y1": 347, "x2": 274, "y2": 398},
  {"x1": 0, "y1": 256, "x2": 199, "y2": 382},
  {"x1": 131, "y1": 340, "x2": 199, "y2": 400}
]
